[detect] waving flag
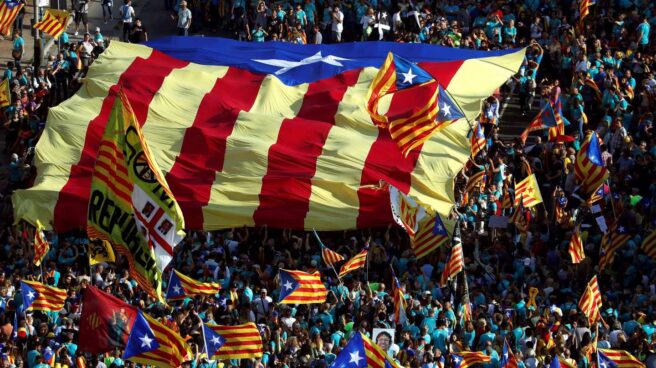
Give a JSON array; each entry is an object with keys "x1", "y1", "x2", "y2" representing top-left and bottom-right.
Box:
[
  {"x1": 166, "y1": 269, "x2": 221, "y2": 300},
  {"x1": 123, "y1": 311, "x2": 191, "y2": 367},
  {"x1": 641, "y1": 230, "x2": 656, "y2": 260},
  {"x1": 0, "y1": 78, "x2": 10, "y2": 108},
  {"x1": 597, "y1": 348, "x2": 645, "y2": 368},
  {"x1": 202, "y1": 323, "x2": 226, "y2": 359},
  {"x1": 279, "y1": 269, "x2": 327, "y2": 304},
  {"x1": 0, "y1": 0, "x2": 23, "y2": 36},
  {"x1": 501, "y1": 340, "x2": 518, "y2": 368},
  {"x1": 520, "y1": 100, "x2": 563, "y2": 143},
  {"x1": 452, "y1": 351, "x2": 491, "y2": 368},
  {"x1": 207, "y1": 323, "x2": 263, "y2": 359},
  {"x1": 88, "y1": 239, "x2": 116, "y2": 266},
  {"x1": 583, "y1": 76, "x2": 602, "y2": 100},
  {"x1": 568, "y1": 227, "x2": 585, "y2": 264},
  {"x1": 555, "y1": 195, "x2": 569, "y2": 224},
  {"x1": 339, "y1": 249, "x2": 368, "y2": 277},
  {"x1": 390, "y1": 185, "x2": 425, "y2": 237},
  {"x1": 589, "y1": 183, "x2": 609, "y2": 204},
  {"x1": 465, "y1": 169, "x2": 486, "y2": 195},
  {"x1": 33, "y1": 220, "x2": 50, "y2": 266},
  {"x1": 576, "y1": 131, "x2": 609, "y2": 196},
  {"x1": 392, "y1": 275, "x2": 407, "y2": 325},
  {"x1": 33, "y1": 9, "x2": 69, "y2": 38},
  {"x1": 599, "y1": 221, "x2": 631, "y2": 270},
  {"x1": 509, "y1": 194, "x2": 529, "y2": 233},
  {"x1": 549, "y1": 355, "x2": 576, "y2": 368},
  {"x1": 331, "y1": 332, "x2": 400, "y2": 368},
  {"x1": 412, "y1": 212, "x2": 449, "y2": 259},
  {"x1": 578, "y1": 275, "x2": 602, "y2": 326},
  {"x1": 86, "y1": 90, "x2": 186, "y2": 300},
  {"x1": 14, "y1": 39, "x2": 525, "y2": 233},
  {"x1": 514, "y1": 174, "x2": 543, "y2": 208},
  {"x1": 21, "y1": 280, "x2": 67, "y2": 312},
  {"x1": 579, "y1": 0, "x2": 594, "y2": 26},
  {"x1": 470, "y1": 121, "x2": 486, "y2": 158},
  {"x1": 440, "y1": 241, "x2": 463, "y2": 286},
  {"x1": 79, "y1": 286, "x2": 138, "y2": 355},
  {"x1": 502, "y1": 191, "x2": 513, "y2": 211}
]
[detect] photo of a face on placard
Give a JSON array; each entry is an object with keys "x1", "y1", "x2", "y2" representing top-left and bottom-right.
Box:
[{"x1": 372, "y1": 328, "x2": 395, "y2": 353}]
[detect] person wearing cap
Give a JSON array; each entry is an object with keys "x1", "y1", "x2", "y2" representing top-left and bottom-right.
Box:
[{"x1": 175, "y1": 1, "x2": 192, "y2": 36}]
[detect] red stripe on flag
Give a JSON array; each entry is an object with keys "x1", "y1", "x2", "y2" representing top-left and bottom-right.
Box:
[
  {"x1": 253, "y1": 70, "x2": 360, "y2": 228},
  {"x1": 53, "y1": 51, "x2": 188, "y2": 231},
  {"x1": 166, "y1": 68, "x2": 264, "y2": 229}
]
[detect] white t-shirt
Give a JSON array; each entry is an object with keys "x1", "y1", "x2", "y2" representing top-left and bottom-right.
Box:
[
  {"x1": 331, "y1": 10, "x2": 343, "y2": 32},
  {"x1": 121, "y1": 5, "x2": 134, "y2": 22},
  {"x1": 178, "y1": 8, "x2": 192, "y2": 29},
  {"x1": 314, "y1": 31, "x2": 322, "y2": 44}
]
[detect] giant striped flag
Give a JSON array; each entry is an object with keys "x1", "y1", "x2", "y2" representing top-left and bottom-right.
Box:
[
  {"x1": 339, "y1": 249, "x2": 368, "y2": 277},
  {"x1": 452, "y1": 351, "x2": 491, "y2": 368},
  {"x1": 366, "y1": 52, "x2": 465, "y2": 157},
  {"x1": 578, "y1": 275, "x2": 602, "y2": 326},
  {"x1": 33, "y1": 219, "x2": 50, "y2": 266},
  {"x1": 86, "y1": 90, "x2": 186, "y2": 301},
  {"x1": 279, "y1": 269, "x2": 327, "y2": 304},
  {"x1": 166, "y1": 269, "x2": 221, "y2": 300},
  {"x1": 575, "y1": 131, "x2": 609, "y2": 196},
  {"x1": 513, "y1": 174, "x2": 543, "y2": 208},
  {"x1": 332, "y1": 332, "x2": 400, "y2": 368},
  {"x1": 20, "y1": 280, "x2": 67, "y2": 312},
  {"x1": 597, "y1": 348, "x2": 645, "y2": 368},
  {"x1": 641, "y1": 230, "x2": 656, "y2": 260},
  {"x1": 0, "y1": 0, "x2": 23, "y2": 36},
  {"x1": 599, "y1": 221, "x2": 631, "y2": 270},
  {"x1": 123, "y1": 311, "x2": 192, "y2": 367},
  {"x1": 207, "y1": 323, "x2": 263, "y2": 360},
  {"x1": 568, "y1": 227, "x2": 585, "y2": 264},
  {"x1": 470, "y1": 120, "x2": 486, "y2": 158},
  {"x1": 33, "y1": 9, "x2": 70, "y2": 39},
  {"x1": 440, "y1": 241, "x2": 463, "y2": 286},
  {"x1": 13, "y1": 40, "x2": 525, "y2": 234}
]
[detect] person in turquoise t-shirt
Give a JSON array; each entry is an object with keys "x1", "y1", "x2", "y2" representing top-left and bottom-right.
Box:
[
  {"x1": 637, "y1": 16, "x2": 651, "y2": 50},
  {"x1": 252, "y1": 25, "x2": 268, "y2": 41}
]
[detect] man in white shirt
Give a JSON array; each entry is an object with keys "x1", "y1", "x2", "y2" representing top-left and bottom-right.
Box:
[
  {"x1": 331, "y1": 6, "x2": 343, "y2": 43},
  {"x1": 176, "y1": 0, "x2": 192, "y2": 36},
  {"x1": 252, "y1": 288, "x2": 272, "y2": 321}
]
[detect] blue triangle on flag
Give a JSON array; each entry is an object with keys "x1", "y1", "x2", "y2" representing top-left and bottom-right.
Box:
[
  {"x1": 202, "y1": 323, "x2": 226, "y2": 358},
  {"x1": 166, "y1": 271, "x2": 185, "y2": 299},
  {"x1": 437, "y1": 85, "x2": 465, "y2": 122},
  {"x1": 331, "y1": 333, "x2": 369, "y2": 368},
  {"x1": 20, "y1": 281, "x2": 39, "y2": 310},
  {"x1": 278, "y1": 270, "x2": 300, "y2": 302},
  {"x1": 393, "y1": 54, "x2": 434, "y2": 90},
  {"x1": 433, "y1": 214, "x2": 448, "y2": 236},
  {"x1": 123, "y1": 312, "x2": 160, "y2": 360},
  {"x1": 587, "y1": 132, "x2": 604, "y2": 166}
]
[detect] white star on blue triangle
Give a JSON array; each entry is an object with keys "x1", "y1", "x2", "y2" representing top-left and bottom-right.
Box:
[
  {"x1": 331, "y1": 333, "x2": 369, "y2": 368},
  {"x1": 20, "y1": 281, "x2": 39, "y2": 310},
  {"x1": 278, "y1": 270, "x2": 300, "y2": 302},
  {"x1": 597, "y1": 352, "x2": 616, "y2": 368},
  {"x1": 392, "y1": 54, "x2": 434, "y2": 90},
  {"x1": 202, "y1": 323, "x2": 226, "y2": 358},
  {"x1": 436, "y1": 85, "x2": 465, "y2": 122},
  {"x1": 123, "y1": 311, "x2": 160, "y2": 360},
  {"x1": 452, "y1": 354, "x2": 463, "y2": 368},
  {"x1": 433, "y1": 214, "x2": 448, "y2": 236},
  {"x1": 166, "y1": 271, "x2": 185, "y2": 299}
]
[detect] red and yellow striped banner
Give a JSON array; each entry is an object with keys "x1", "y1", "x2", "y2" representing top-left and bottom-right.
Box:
[
  {"x1": 21, "y1": 280, "x2": 67, "y2": 312},
  {"x1": 339, "y1": 249, "x2": 368, "y2": 277},
  {"x1": 0, "y1": 1, "x2": 23, "y2": 36},
  {"x1": 34, "y1": 9, "x2": 69, "y2": 39},
  {"x1": 568, "y1": 227, "x2": 585, "y2": 264},
  {"x1": 208, "y1": 323, "x2": 263, "y2": 360}
]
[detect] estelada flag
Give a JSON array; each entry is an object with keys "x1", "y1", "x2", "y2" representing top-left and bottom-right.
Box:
[
  {"x1": 278, "y1": 269, "x2": 327, "y2": 304},
  {"x1": 13, "y1": 40, "x2": 526, "y2": 232},
  {"x1": 0, "y1": 78, "x2": 10, "y2": 108},
  {"x1": 166, "y1": 269, "x2": 221, "y2": 300},
  {"x1": 0, "y1": 0, "x2": 24, "y2": 36},
  {"x1": 513, "y1": 174, "x2": 543, "y2": 208},
  {"x1": 79, "y1": 285, "x2": 138, "y2": 355},
  {"x1": 33, "y1": 9, "x2": 69, "y2": 39},
  {"x1": 33, "y1": 219, "x2": 50, "y2": 266},
  {"x1": 575, "y1": 131, "x2": 609, "y2": 197},
  {"x1": 86, "y1": 90, "x2": 185, "y2": 300},
  {"x1": 207, "y1": 323, "x2": 263, "y2": 360}
]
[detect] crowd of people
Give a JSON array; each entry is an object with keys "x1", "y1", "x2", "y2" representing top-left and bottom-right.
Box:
[{"x1": 1, "y1": 0, "x2": 656, "y2": 367}]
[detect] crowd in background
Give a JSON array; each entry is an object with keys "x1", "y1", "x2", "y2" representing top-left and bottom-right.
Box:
[{"x1": 1, "y1": 0, "x2": 656, "y2": 367}]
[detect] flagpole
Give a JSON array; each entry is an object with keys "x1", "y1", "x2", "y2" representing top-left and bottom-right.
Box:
[
  {"x1": 365, "y1": 236, "x2": 371, "y2": 284},
  {"x1": 312, "y1": 229, "x2": 343, "y2": 285}
]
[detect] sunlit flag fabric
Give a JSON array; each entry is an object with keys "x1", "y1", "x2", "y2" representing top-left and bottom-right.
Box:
[
  {"x1": 88, "y1": 239, "x2": 116, "y2": 266},
  {"x1": 0, "y1": 0, "x2": 23, "y2": 36},
  {"x1": 470, "y1": 121, "x2": 486, "y2": 158},
  {"x1": 0, "y1": 78, "x2": 11, "y2": 108},
  {"x1": 520, "y1": 99, "x2": 563, "y2": 143},
  {"x1": 451, "y1": 351, "x2": 491, "y2": 368},
  {"x1": 331, "y1": 332, "x2": 400, "y2": 368},
  {"x1": 465, "y1": 169, "x2": 486, "y2": 195},
  {"x1": 599, "y1": 221, "x2": 631, "y2": 270},
  {"x1": 278, "y1": 269, "x2": 327, "y2": 304},
  {"x1": 123, "y1": 311, "x2": 191, "y2": 367},
  {"x1": 13, "y1": 39, "x2": 525, "y2": 233},
  {"x1": 202, "y1": 323, "x2": 226, "y2": 359},
  {"x1": 85, "y1": 90, "x2": 186, "y2": 300},
  {"x1": 33, "y1": 9, "x2": 70, "y2": 39},
  {"x1": 575, "y1": 131, "x2": 609, "y2": 196},
  {"x1": 500, "y1": 340, "x2": 518, "y2": 368},
  {"x1": 389, "y1": 184, "x2": 425, "y2": 237},
  {"x1": 207, "y1": 323, "x2": 263, "y2": 359},
  {"x1": 513, "y1": 174, "x2": 543, "y2": 208},
  {"x1": 597, "y1": 348, "x2": 645, "y2": 368},
  {"x1": 568, "y1": 226, "x2": 585, "y2": 264},
  {"x1": 548, "y1": 355, "x2": 576, "y2": 368},
  {"x1": 166, "y1": 269, "x2": 221, "y2": 300},
  {"x1": 33, "y1": 219, "x2": 50, "y2": 266},
  {"x1": 578, "y1": 275, "x2": 602, "y2": 326},
  {"x1": 412, "y1": 212, "x2": 450, "y2": 259},
  {"x1": 579, "y1": 0, "x2": 594, "y2": 27},
  {"x1": 439, "y1": 240, "x2": 463, "y2": 286},
  {"x1": 641, "y1": 230, "x2": 656, "y2": 260},
  {"x1": 320, "y1": 243, "x2": 344, "y2": 267},
  {"x1": 339, "y1": 249, "x2": 368, "y2": 277},
  {"x1": 20, "y1": 280, "x2": 67, "y2": 312}
]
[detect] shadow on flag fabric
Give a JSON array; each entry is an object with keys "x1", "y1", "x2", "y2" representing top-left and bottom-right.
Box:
[
  {"x1": 578, "y1": 276, "x2": 602, "y2": 326},
  {"x1": 33, "y1": 219, "x2": 50, "y2": 266},
  {"x1": 513, "y1": 174, "x2": 543, "y2": 208},
  {"x1": 575, "y1": 131, "x2": 609, "y2": 197},
  {"x1": 0, "y1": 0, "x2": 24, "y2": 36},
  {"x1": 20, "y1": 280, "x2": 67, "y2": 312},
  {"x1": 598, "y1": 221, "x2": 631, "y2": 270},
  {"x1": 330, "y1": 332, "x2": 400, "y2": 368},
  {"x1": 597, "y1": 348, "x2": 645, "y2": 367},
  {"x1": 202, "y1": 323, "x2": 226, "y2": 359},
  {"x1": 366, "y1": 52, "x2": 465, "y2": 157},
  {"x1": 278, "y1": 269, "x2": 327, "y2": 304},
  {"x1": 86, "y1": 90, "x2": 186, "y2": 301},
  {"x1": 166, "y1": 269, "x2": 221, "y2": 300},
  {"x1": 451, "y1": 351, "x2": 491, "y2": 368},
  {"x1": 79, "y1": 286, "x2": 138, "y2": 354},
  {"x1": 520, "y1": 99, "x2": 561, "y2": 143},
  {"x1": 123, "y1": 311, "x2": 191, "y2": 367},
  {"x1": 392, "y1": 275, "x2": 407, "y2": 325},
  {"x1": 641, "y1": 230, "x2": 656, "y2": 260},
  {"x1": 314, "y1": 229, "x2": 345, "y2": 266},
  {"x1": 207, "y1": 323, "x2": 263, "y2": 360},
  {"x1": 470, "y1": 121, "x2": 486, "y2": 158},
  {"x1": 509, "y1": 194, "x2": 529, "y2": 234}
]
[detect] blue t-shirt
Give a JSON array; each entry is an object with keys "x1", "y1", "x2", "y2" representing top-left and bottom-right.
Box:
[
  {"x1": 13, "y1": 36, "x2": 24, "y2": 51},
  {"x1": 637, "y1": 22, "x2": 650, "y2": 45}
]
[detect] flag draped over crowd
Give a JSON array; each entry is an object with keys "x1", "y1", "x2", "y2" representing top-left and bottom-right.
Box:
[{"x1": 13, "y1": 39, "x2": 525, "y2": 232}]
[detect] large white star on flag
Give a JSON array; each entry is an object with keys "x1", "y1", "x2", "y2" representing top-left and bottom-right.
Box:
[
  {"x1": 283, "y1": 280, "x2": 294, "y2": 290},
  {"x1": 349, "y1": 351, "x2": 363, "y2": 365},
  {"x1": 139, "y1": 334, "x2": 154, "y2": 349},
  {"x1": 401, "y1": 69, "x2": 416, "y2": 84},
  {"x1": 599, "y1": 359, "x2": 608, "y2": 368},
  {"x1": 27, "y1": 290, "x2": 35, "y2": 300},
  {"x1": 210, "y1": 336, "x2": 222, "y2": 346},
  {"x1": 172, "y1": 285, "x2": 182, "y2": 294},
  {"x1": 441, "y1": 103, "x2": 451, "y2": 116},
  {"x1": 253, "y1": 51, "x2": 352, "y2": 75}
]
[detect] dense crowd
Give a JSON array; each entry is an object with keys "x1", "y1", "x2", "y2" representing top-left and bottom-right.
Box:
[{"x1": 1, "y1": 0, "x2": 656, "y2": 367}]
